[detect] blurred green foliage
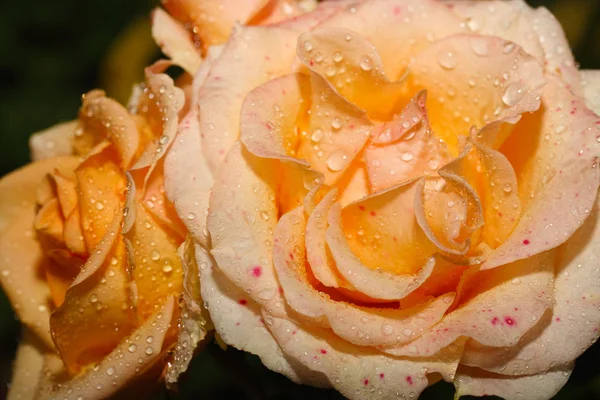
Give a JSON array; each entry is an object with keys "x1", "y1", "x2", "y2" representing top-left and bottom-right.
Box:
[{"x1": 1, "y1": 0, "x2": 600, "y2": 399}]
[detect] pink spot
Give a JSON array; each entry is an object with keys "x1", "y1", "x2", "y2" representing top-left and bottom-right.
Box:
[
  {"x1": 289, "y1": 252, "x2": 294, "y2": 260},
  {"x1": 359, "y1": 205, "x2": 366, "y2": 211},
  {"x1": 265, "y1": 122, "x2": 274, "y2": 130},
  {"x1": 393, "y1": 6, "x2": 402, "y2": 16},
  {"x1": 504, "y1": 317, "x2": 516, "y2": 326},
  {"x1": 370, "y1": 211, "x2": 377, "y2": 217},
  {"x1": 251, "y1": 266, "x2": 262, "y2": 277},
  {"x1": 320, "y1": 349, "x2": 327, "y2": 354},
  {"x1": 379, "y1": 373, "x2": 385, "y2": 379},
  {"x1": 514, "y1": 307, "x2": 519, "y2": 311},
  {"x1": 406, "y1": 376, "x2": 413, "y2": 385},
  {"x1": 363, "y1": 379, "x2": 369, "y2": 386},
  {"x1": 309, "y1": 60, "x2": 315, "y2": 66},
  {"x1": 238, "y1": 299, "x2": 248, "y2": 305},
  {"x1": 555, "y1": 317, "x2": 561, "y2": 322},
  {"x1": 265, "y1": 55, "x2": 271, "y2": 61},
  {"x1": 292, "y1": 330, "x2": 297, "y2": 335},
  {"x1": 235, "y1": 322, "x2": 240, "y2": 326},
  {"x1": 523, "y1": 239, "x2": 530, "y2": 245},
  {"x1": 491, "y1": 317, "x2": 499, "y2": 325}
]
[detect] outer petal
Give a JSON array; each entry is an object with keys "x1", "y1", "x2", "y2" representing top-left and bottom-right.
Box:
[
  {"x1": 581, "y1": 70, "x2": 600, "y2": 115},
  {"x1": 486, "y1": 79, "x2": 600, "y2": 270},
  {"x1": 151, "y1": 8, "x2": 202, "y2": 75},
  {"x1": 319, "y1": 0, "x2": 466, "y2": 80},
  {"x1": 197, "y1": 25, "x2": 302, "y2": 174},
  {"x1": 200, "y1": 251, "x2": 330, "y2": 387},
  {"x1": 382, "y1": 251, "x2": 554, "y2": 357},
  {"x1": 29, "y1": 121, "x2": 77, "y2": 161},
  {"x1": 275, "y1": 207, "x2": 454, "y2": 348},
  {"x1": 461, "y1": 202, "x2": 600, "y2": 375},
  {"x1": 409, "y1": 34, "x2": 545, "y2": 153},
  {"x1": 267, "y1": 315, "x2": 465, "y2": 400},
  {"x1": 454, "y1": 365, "x2": 573, "y2": 400},
  {"x1": 161, "y1": 0, "x2": 267, "y2": 49},
  {"x1": 41, "y1": 297, "x2": 175, "y2": 400},
  {"x1": 0, "y1": 157, "x2": 79, "y2": 348},
  {"x1": 7, "y1": 330, "x2": 45, "y2": 400}
]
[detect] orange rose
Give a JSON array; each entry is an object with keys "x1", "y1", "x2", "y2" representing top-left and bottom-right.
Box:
[
  {"x1": 162, "y1": 1, "x2": 600, "y2": 399},
  {"x1": 0, "y1": 69, "x2": 208, "y2": 399}
]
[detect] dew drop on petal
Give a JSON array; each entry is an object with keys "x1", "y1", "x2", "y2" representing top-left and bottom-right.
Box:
[
  {"x1": 327, "y1": 150, "x2": 350, "y2": 171},
  {"x1": 502, "y1": 82, "x2": 525, "y2": 107},
  {"x1": 360, "y1": 56, "x2": 373, "y2": 71},
  {"x1": 438, "y1": 50, "x2": 457, "y2": 69}
]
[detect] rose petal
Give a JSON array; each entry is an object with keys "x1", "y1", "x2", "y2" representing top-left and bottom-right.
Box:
[
  {"x1": 297, "y1": 27, "x2": 406, "y2": 118},
  {"x1": 75, "y1": 143, "x2": 127, "y2": 251},
  {"x1": 164, "y1": 108, "x2": 214, "y2": 247},
  {"x1": 29, "y1": 121, "x2": 77, "y2": 161},
  {"x1": 454, "y1": 364, "x2": 573, "y2": 400},
  {"x1": 336, "y1": 159, "x2": 370, "y2": 207},
  {"x1": 320, "y1": 0, "x2": 466, "y2": 80},
  {"x1": 0, "y1": 157, "x2": 78, "y2": 348},
  {"x1": 50, "y1": 234, "x2": 136, "y2": 372},
  {"x1": 365, "y1": 91, "x2": 449, "y2": 191},
  {"x1": 485, "y1": 79, "x2": 600, "y2": 270},
  {"x1": 250, "y1": 0, "x2": 318, "y2": 25},
  {"x1": 7, "y1": 330, "x2": 46, "y2": 400},
  {"x1": 461, "y1": 202, "x2": 600, "y2": 375},
  {"x1": 165, "y1": 240, "x2": 210, "y2": 385},
  {"x1": 75, "y1": 90, "x2": 141, "y2": 168},
  {"x1": 151, "y1": 8, "x2": 202, "y2": 75},
  {"x1": 581, "y1": 70, "x2": 600, "y2": 115},
  {"x1": 408, "y1": 34, "x2": 545, "y2": 153},
  {"x1": 446, "y1": 0, "x2": 545, "y2": 64},
  {"x1": 275, "y1": 207, "x2": 454, "y2": 347},
  {"x1": 326, "y1": 182, "x2": 440, "y2": 300},
  {"x1": 382, "y1": 252, "x2": 554, "y2": 357},
  {"x1": 43, "y1": 297, "x2": 175, "y2": 400},
  {"x1": 161, "y1": 0, "x2": 267, "y2": 50},
  {"x1": 200, "y1": 250, "x2": 330, "y2": 387},
  {"x1": 207, "y1": 142, "x2": 288, "y2": 317},
  {"x1": 266, "y1": 315, "x2": 465, "y2": 400},
  {"x1": 242, "y1": 72, "x2": 372, "y2": 185},
  {"x1": 197, "y1": 25, "x2": 302, "y2": 174}
]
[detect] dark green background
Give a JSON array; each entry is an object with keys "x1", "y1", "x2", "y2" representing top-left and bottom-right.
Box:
[{"x1": 1, "y1": 0, "x2": 600, "y2": 398}]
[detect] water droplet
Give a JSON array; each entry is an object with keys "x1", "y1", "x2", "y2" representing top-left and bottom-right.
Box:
[
  {"x1": 260, "y1": 211, "x2": 269, "y2": 221},
  {"x1": 402, "y1": 328, "x2": 413, "y2": 337},
  {"x1": 401, "y1": 152, "x2": 414, "y2": 162},
  {"x1": 90, "y1": 294, "x2": 98, "y2": 303},
  {"x1": 128, "y1": 343, "x2": 137, "y2": 353},
  {"x1": 502, "y1": 83, "x2": 525, "y2": 106},
  {"x1": 331, "y1": 118, "x2": 342, "y2": 130},
  {"x1": 438, "y1": 50, "x2": 457, "y2": 69},
  {"x1": 162, "y1": 264, "x2": 173, "y2": 273},
  {"x1": 345, "y1": 34, "x2": 353, "y2": 41},
  {"x1": 333, "y1": 52, "x2": 343, "y2": 63},
  {"x1": 303, "y1": 40, "x2": 313, "y2": 52},
  {"x1": 145, "y1": 347, "x2": 154, "y2": 355},
  {"x1": 311, "y1": 129, "x2": 324, "y2": 142},
  {"x1": 503, "y1": 184, "x2": 513, "y2": 194},
  {"x1": 150, "y1": 250, "x2": 161, "y2": 261},
  {"x1": 187, "y1": 212, "x2": 196, "y2": 220},
  {"x1": 360, "y1": 56, "x2": 373, "y2": 71},
  {"x1": 382, "y1": 324, "x2": 394, "y2": 335},
  {"x1": 327, "y1": 150, "x2": 349, "y2": 171},
  {"x1": 95, "y1": 202, "x2": 105, "y2": 211},
  {"x1": 503, "y1": 42, "x2": 516, "y2": 54},
  {"x1": 106, "y1": 366, "x2": 115, "y2": 376}
]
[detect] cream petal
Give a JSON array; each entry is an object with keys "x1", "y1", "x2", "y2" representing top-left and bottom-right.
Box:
[
  {"x1": 151, "y1": 8, "x2": 202, "y2": 75},
  {"x1": 454, "y1": 364, "x2": 573, "y2": 400},
  {"x1": 200, "y1": 251, "x2": 330, "y2": 387},
  {"x1": 29, "y1": 121, "x2": 77, "y2": 161},
  {"x1": 581, "y1": 70, "x2": 600, "y2": 115},
  {"x1": 275, "y1": 207, "x2": 454, "y2": 347},
  {"x1": 266, "y1": 315, "x2": 465, "y2": 400},
  {"x1": 382, "y1": 252, "x2": 554, "y2": 357},
  {"x1": 7, "y1": 330, "x2": 46, "y2": 400},
  {"x1": 409, "y1": 34, "x2": 545, "y2": 153}
]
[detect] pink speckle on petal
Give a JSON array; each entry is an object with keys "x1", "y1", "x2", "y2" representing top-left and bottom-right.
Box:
[
  {"x1": 320, "y1": 349, "x2": 327, "y2": 354},
  {"x1": 504, "y1": 316, "x2": 516, "y2": 326},
  {"x1": 364, "y1": 379, "x2": 369, "y2": 386},
  {"x1": 393, "y1": 6, "x2": 401, "y2": 16},
  {"x1": 370, "y1": 211, "x2": 377, "y2": 217},
  {"x1": 251, "y1": 266, "x2": 262, "y2": 277},
  {"x1": 359, "y1": 205, "x2": 366, "y2": 211},
  {"x1": 238, "y1": 299, "x2": 248, "y2": 305},
  {"x1": 406, "y1": 376, "x2": 413, "y2": 385},
  {"x1": 379, "y1": 373, "x2": 385, "y2": 379},
  {"x1": 491, "y1": 317, "x2": 499, "y2": 325},
  {"x1": 555, "y1": 317, "x2": 561, "y2": 322},
  {"x1": 523, "y1": 239, "x2": 530, "y2": 245}
]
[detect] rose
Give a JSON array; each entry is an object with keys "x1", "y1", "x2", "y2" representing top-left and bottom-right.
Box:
[
  {"x1": 163, "y1": 0, "x2": 600, "y2": 399},
  {"x1": 0, "y1": 68, "x2": 204, "y2": 399}
]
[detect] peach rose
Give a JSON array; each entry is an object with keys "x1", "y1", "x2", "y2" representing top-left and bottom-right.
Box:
[
  {"x1": 0, "y1": 68, "x2": 210, "y2": 399},
  {"x1": 162, "y1": 0, "x2": 600, "y2": 399}
]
